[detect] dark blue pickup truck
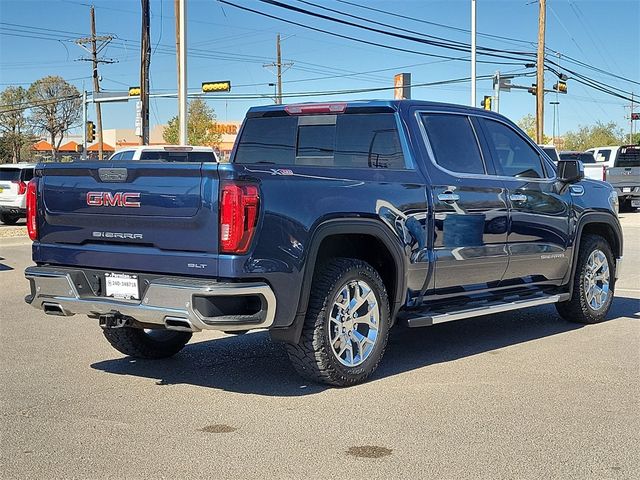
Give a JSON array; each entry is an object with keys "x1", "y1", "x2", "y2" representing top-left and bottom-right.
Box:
[{"x1": 24, "y1": 100, "x2": 623, "y2": 386}]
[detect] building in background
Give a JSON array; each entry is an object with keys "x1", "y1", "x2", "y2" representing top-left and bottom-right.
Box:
[{"x1": 30, "y1": 122, "x2": 242, "y2": 161}]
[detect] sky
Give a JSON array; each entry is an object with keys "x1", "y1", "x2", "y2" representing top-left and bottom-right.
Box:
[{"x1": 0, "y1": 0, "x2": 638, "y2": 139}]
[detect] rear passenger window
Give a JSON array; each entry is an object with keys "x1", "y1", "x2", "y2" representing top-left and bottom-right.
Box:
[
  {"x1": 595, "y1": 150, "x2": 611, "y2": 163},
  {"x1": 120, "y1": 150, "x2": 135, "y2": 161},
  {"x1": 234, "y1": 113, "x2": 406, "y2": 169},
  {"x1": 335, "y1": 114, "x2": 405, "y2": 169},
  {"x1": 22, "y1": 169, "x2": 34, "y2": 181},
  {"x1": 234, "y1": 116, "x2": 297, "y2": 165},
  {"x1": 479, "y1": 118, "x2": 546, "y2": 178},
  {"x1": 420, "y1": 113, "x2": 485, "y2": 174}
]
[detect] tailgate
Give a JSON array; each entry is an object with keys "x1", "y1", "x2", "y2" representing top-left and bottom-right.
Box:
[
  {"x1": 608, "y1": 145, "x2": 640, "y2": 187},
  {"x1": 606, "y1": 167, "x2": 640, "y2": 187},
  {"x1": 35, "y1": 162, "x2": 221, "y2": 275},
  {"x1": 0, "y1": 168, "x2": 20, "y2": 201}
]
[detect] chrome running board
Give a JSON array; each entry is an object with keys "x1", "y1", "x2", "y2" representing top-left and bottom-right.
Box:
[{"x1": 405, "y1": 293, "x2": 571, "y2": 328}]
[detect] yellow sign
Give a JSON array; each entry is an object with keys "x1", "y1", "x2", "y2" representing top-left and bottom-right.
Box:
[
  {"x1": 213, "y1": 123, "x2": 239, "y2": 135},
  {"x1": 202, "y1": 81, "x2": 231, "y2": 93}
]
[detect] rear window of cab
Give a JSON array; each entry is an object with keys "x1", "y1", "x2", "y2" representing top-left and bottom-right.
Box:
[{"x1": 233, "y1": 113, "x2": 407, "y2": 169}]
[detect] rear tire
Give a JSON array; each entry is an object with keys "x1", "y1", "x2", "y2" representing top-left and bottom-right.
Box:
[
  {"x1": 556, "y1": 234, "x2": 615, "y2": 324},
  {"x1": 103, "y1": 327, "x2": 192, "y2": 359},
  {"x1": 0, "y1": 213, "x2": 19, "y2": 225},
  {"x1": 286, "y1": 258, "x2": 390, "y2": 387}
]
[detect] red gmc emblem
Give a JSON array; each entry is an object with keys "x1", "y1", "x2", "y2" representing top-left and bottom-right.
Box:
[{"x1": 86, "y1": 191, "x2": 141, "y2": 208}]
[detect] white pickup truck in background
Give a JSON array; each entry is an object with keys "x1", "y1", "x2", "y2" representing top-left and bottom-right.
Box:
[
  {"x1": 559, "y1": 151, "x2": 607, "y2": 182},
  {"x1": 586, "y1": 145, "x2": 640, "y2": 211}
]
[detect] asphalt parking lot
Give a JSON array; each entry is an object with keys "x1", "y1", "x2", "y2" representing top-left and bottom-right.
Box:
[{"x1": 1, "y1": 214, "x2": 638, "y2": 480}]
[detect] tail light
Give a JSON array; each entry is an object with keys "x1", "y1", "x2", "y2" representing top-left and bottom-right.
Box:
[
  {"x1": 12, "y1": 180, "x2": 27, "y2": 195},
  {"x1": 602, "y1": 166, "x2": 607, "y2": 182},
  {"x1": 26, "y1": 178, "x2": 38, "y2": 241},
  {"x1": 219, "y1": 182, "x2": 260, "y2": 254}
]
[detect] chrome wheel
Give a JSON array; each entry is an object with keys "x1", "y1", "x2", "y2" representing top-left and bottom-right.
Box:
[
  {"x1": 329, "y1": 280, "x2": 380, "y2": 367},
  {"x1": 584, "y1": 249, "x2": 610, "y2": 311}
]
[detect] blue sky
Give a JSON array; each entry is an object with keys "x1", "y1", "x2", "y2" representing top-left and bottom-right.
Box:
[{"x1": 0, "y1": 0, "x2": 638, "y2": 138}]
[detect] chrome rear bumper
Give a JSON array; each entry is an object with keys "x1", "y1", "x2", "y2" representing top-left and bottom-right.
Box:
[{"x1": 25, "y1": 266, "x2": 276, "y2": 332}]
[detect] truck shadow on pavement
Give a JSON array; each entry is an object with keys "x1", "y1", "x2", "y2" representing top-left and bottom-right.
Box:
[{"x1": 91, "y1": 296, "x2": 639, "y2": 397}]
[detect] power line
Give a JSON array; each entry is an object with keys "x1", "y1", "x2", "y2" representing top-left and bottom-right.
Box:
[
  {"x1": 256, "y1": 0, "x2": 536, "y2": 62},
  {"x1": 334, "y1": 0, "x2": 537, "y2": 48},
  {"x1": 328, "y1": 1, "x2": 640, "y2": 88},
  {"x1": 216, "y1": 0, "x2": 526, "y2": 66}
]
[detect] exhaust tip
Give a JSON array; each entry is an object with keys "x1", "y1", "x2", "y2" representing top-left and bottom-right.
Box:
[
  {"x1": 164, "y1": 316, "x2": 194, "y2": 332},
  {"x1": 42, "y1": 302, "x2": 66, "y2": 316}
]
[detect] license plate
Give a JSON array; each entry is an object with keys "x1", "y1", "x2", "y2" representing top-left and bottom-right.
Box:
[
  {"x1": 105, "y1": 273, "x2": 139, "y2": 300},
  {"x1": 623, "y1": 187, "x2": 631, "y2": 193},
  {"x1": 632, "y1": 200, "x2": 640, "y2": 207}
]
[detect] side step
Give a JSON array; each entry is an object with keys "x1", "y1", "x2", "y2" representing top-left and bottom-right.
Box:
[{"x1": 403, "y1": 293, "x2": 570, "y2": 328}]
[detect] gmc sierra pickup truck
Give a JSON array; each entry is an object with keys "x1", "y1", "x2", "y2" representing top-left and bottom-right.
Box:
[{"x1": 24, "y1": 100, "x2": 623, "y2": 386}]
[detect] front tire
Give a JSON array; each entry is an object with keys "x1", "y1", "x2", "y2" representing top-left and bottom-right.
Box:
[
  {"x1": 556, "y1": 234, "x2": 615, "y2": 324},
  {"x1": 0, "y1": 213, "x2": 19, "y2": 225},
  {"x1": 103, "y1": 327, "x2": 192, "y2": 359},
  {"x1": 286, "y1": 258, "x2": 390, "y2": 386}
]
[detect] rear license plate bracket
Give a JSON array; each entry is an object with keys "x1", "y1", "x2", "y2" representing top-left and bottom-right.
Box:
[{"x1": 104, "y1": 272, "x2": 139, "y2": 300}]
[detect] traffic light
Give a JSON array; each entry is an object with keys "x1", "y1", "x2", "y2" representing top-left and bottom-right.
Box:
[
  {"x1": 87, "y1": 121, "x2": 95, "y2": 143},
  {"x1": 202, "y1": 81, "x2": 231, "y2": 93},
  {"x1": 481, "y1": 96, "x2": 492, "y2": 111},
  {"x1": 128, "y1": 86, "x2": 141, "y2": 96},
  {"x1": 631, "y1": 113, "x2": 640, "y2": 121},
  {"x1": 554, "y1": 81, "x2": 568, "y2": 94},
  {"x1": 528, "y1": 84, "x2": 537, "y2": 95}
]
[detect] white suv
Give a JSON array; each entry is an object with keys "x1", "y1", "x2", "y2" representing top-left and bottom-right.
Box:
[
  {"x1": 108, "y1": 145, "x2": 218, "y2": 162},
  {"x1": 0, "y1": 163, "x2": 36, "y2": 225}
]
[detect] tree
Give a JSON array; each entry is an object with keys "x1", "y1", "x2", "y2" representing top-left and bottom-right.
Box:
[
  {"x1": 28, "y1": 76, "x2": 81, "y2": 160},
  {"x1": 163, "y1": 99, "x2": 221, "y2": 146},
  {"x1": 563, "y1": 121, "x2": 625, "y2": 151},
  {"x1": 517, "y1": 114, "x2": 551, "y2": 144},
  {"x1": 0, "y1": 86, "x2": 30, "y2": 163}
]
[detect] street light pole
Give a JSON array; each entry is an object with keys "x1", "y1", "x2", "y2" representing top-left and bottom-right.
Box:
[
  {"x1": 536, "y1": 0, "x2": 547, "y2": 143},
  {"x1": 178, "y1": 0, "x2": 188, "y2": 145},
  {"x1": 471, "y1": 0, "x2": 477, "y2": 107}
]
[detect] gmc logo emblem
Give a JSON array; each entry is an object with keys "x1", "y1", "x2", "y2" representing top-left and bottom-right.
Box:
[{"x1": 86, "y1": 191, "x2": 141, "y2": 208}]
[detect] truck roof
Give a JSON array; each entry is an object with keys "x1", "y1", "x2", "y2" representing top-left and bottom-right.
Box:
[
  {"x1": 247, "y1": 99, "x2": 509, "y2": 120},
  {"x1": 114, "y1": 145, "x2": 215, "y2": 153},
  {"x1": 0, "y1": 163, "x2": 36, "y2": 169}
]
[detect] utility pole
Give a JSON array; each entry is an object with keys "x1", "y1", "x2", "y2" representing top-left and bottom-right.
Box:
[
  {"x1": 75, "y1": 6, "x2": 114, "y2": 160},
  {"x1": 82, "y1": 90, "x2": 87, "y2": 160},
  {"x1": 140, "y1": 0, "x2": 150, "y2": 145},
  {"x1": 630, "y1": 93, "x2": 635, "y2": 144},
  {"x1": 264, "y1": 34, "x2": 293, "y2": 105},
  {"x1": 471, "y1": 0, "x2": 477, "y2": 107},
  {"x1": 493, "y1": 70, "x2": 500, "y2": 113},
  {"x1": 276, "y1": 33, "x2": 283, "y2": 104},
  {"x1": 536, "y1": 0, "x2": 546, "y2": 144},
  {"x1": 178, "y1": 0, "x2": 187, "y2": 145}
]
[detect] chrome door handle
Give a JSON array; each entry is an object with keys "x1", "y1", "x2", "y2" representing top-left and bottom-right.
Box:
[
  {"x1": 437, "y1": 192, "x2": 460, "y2": 202},
  {"x1": 509, "y1": 194, "x2": 527, "y2": 202}
]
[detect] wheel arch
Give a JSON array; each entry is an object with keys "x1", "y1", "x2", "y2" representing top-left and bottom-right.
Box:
[
  {"x1": 269, "y1": 218, "x2": 408, "y2": 344},
  {"x1": 566, "y1": 212, "x2": 623, "y2": 295}
]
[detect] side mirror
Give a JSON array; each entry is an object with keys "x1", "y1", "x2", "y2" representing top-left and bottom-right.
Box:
[{"x1": 557, "y1": 159, "x2": 584, "y2": 183}]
